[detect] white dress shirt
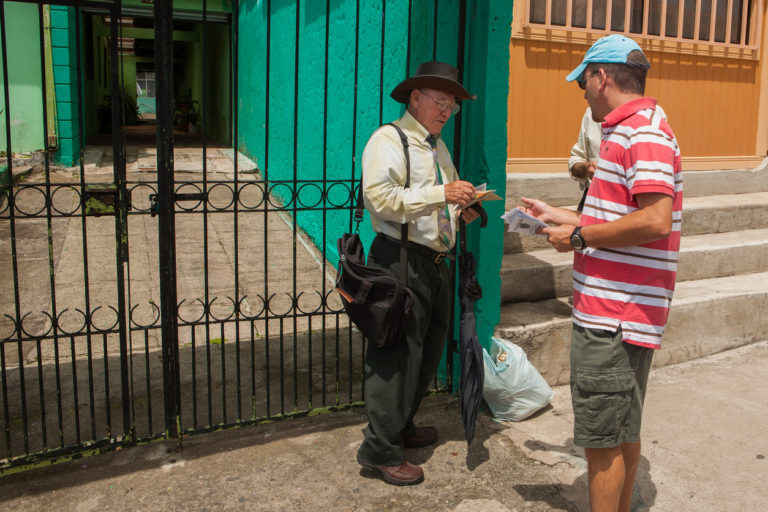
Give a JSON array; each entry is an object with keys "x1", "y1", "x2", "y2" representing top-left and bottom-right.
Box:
[
  {"x1": 362, "y1": 110, "x2": 459, "y2": 252},
  {"x1": 568, "y1": 107, "x2": 602, "y2": 189}
]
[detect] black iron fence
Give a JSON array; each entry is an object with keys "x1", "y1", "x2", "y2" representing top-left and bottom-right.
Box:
[{"x1": 0, "y1": 0, "x2": 464, "y2": 473}]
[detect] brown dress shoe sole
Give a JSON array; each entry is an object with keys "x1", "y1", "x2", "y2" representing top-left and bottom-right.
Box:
[{"x1": 356, "y1": 453, "x2": 424, "y2": 486}]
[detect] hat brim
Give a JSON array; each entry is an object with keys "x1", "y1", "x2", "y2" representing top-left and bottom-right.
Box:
[
  {"x1": 390, "y1": 75, "x2": 475, "y2": 104},
  {"x1": 566, "y1": 62, "x2": 588, "y2": 82}
]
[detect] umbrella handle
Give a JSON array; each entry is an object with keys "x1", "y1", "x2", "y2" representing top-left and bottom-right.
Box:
[
  {"x1": 459, "y1": 218, "x2": 467, "y2": 252},
  {"x1": 459, "y1": 203, "x2": 488, "y2": 252},
  {"x1": 470, "y1": 203, "x2": 489, "y2": 228}
]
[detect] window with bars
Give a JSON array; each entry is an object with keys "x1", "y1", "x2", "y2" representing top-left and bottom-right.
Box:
[
  {"x1": 525, "y1": 0, "x2": 761, "y2": 50},
  {"x1": 136, "y1": 71, "x2": 156, "y2": 98}
]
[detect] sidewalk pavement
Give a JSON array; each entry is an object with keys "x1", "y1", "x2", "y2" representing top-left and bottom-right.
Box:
[{"x1": 0, "y1": 340, "x2": 765, "y2": 512}]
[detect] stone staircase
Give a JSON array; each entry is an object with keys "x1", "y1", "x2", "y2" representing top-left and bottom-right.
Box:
[{"x1": 495, "y1": 159, "x2": 768, "y2": 385}]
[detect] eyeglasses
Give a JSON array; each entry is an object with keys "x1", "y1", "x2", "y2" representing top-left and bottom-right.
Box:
[
  {"x1": 419, "y1": 90, "x2": 460, "y2": 115},
  {"x1": 577, "y1": 69, "x2": 599, "y2": 90}
]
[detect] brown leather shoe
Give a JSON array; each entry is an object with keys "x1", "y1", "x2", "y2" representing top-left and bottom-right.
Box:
[
  {"x1": 402, "y1": 425, "x2": 438, "y2": 448},
  {"x1": 356, "y1": 453, "x2": 424, "y2": 486}
]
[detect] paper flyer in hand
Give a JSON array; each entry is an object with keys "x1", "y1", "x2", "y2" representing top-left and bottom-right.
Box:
[
  {"x1": 458, "y1": 183, "x2": 502, "y2": 210},
  {"x1": 500, "y1": 209, "x2": 549, "y2": 236}
]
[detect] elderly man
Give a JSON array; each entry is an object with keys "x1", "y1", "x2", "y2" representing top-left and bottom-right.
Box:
[
  {"x1": 356, "y1": 61, "x2": 478, "y2": 486},
  {"x1": 520, "y1": 35, "x2": 682, "y2": 511}
]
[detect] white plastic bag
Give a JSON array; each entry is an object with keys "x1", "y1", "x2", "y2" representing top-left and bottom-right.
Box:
[{"x1": 482, "y1": 337, "x2": 553, "y2": 422}]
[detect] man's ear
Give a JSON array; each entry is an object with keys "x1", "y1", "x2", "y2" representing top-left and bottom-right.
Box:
[
  {"x1": 409, "y1": 88, "x2": 420, "y2": 106},
  {"x1": 596, "y1": 68, "x2": 609, "y2": 91}
]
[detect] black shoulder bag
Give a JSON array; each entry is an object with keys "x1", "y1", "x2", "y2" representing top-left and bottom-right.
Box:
[{"x1": 335, "y1": 123, "x2": 414, "y2": 348}]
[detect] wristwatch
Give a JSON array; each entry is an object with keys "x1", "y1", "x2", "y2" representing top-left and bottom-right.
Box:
[{"x1": 570, "y1": 227, "x2": 587, "y2": 250}]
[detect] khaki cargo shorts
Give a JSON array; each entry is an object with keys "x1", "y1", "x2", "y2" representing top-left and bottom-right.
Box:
[{"x1": 570, "y1": 324, "x2": 654, "y2": 448}]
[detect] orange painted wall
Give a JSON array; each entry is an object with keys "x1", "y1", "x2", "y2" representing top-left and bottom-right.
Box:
[{"x1": 507, "y1": 38, "x2": 761, "y2": 160}]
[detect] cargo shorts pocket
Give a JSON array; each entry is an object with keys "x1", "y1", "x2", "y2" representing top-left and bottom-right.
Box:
[{"x1": 575, "y1": 370, "x2": 635, "y2": 436}]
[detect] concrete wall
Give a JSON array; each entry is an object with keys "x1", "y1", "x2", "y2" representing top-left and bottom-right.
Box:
[{"x1": 0, "y1": 2, "x2": 45, "y2": 155}]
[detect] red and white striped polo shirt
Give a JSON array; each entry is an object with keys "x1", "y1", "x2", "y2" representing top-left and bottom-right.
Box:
[{"x1": 573, "y1": 97, "x2": 683, "y2": 349}]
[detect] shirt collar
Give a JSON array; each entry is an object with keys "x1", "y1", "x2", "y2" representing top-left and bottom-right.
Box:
[
  {"x1": 399, "y1": 110, "x2": 435, "y2": 145},
  {"x1": 602, "y1": 97, "x2": 658, "y2": 128}
]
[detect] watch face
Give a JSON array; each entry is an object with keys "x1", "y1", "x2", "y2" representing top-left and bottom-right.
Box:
[{"x1": 570, "y1": 231, "x2": 584, "y2": 250}]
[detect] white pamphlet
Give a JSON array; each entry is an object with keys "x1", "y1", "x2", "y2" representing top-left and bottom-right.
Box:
[{"x1": 500, "y1": 209, "x2": 549, "y2": 237}]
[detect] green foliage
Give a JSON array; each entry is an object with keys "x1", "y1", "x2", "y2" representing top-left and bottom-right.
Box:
[
  {"x1": 174, "y1": 88, "x2": 199, "y2": 130},
  {"x1": 98, "y1": 86, "x2": 139, "y2": 132}
]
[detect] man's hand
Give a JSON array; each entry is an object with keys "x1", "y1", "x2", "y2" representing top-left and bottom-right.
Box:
[
  {"x1": 459, "y1": 201, "x2": 482, "y2": 225},
  {"x1": 444, "y1": 180, "x2": 476, "y2": 208},
  {"x1": 541, "y1": 224, "x2": 577, "y2": 252},
  {"x1": 571, "y1": 161, "x2": 597, "y2": 180},
  {"x1": 520, "y1": 196, "x2": 581, "y2": 227},
  {"x1": 519, "y1": 196, "x2": 556, "y2": 224}
]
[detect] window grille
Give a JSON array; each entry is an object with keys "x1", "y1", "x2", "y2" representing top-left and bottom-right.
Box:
[
  {"x1": 137, "y1": 71, "x2": 156, "y2": 98},
  {"x1": 523, "y1": 0, "x2": 762, "y2": 51}
]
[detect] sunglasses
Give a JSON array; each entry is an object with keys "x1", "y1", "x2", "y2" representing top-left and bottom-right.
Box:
[{"x1": 577, "y1": 69, "x2": 599, "y2": 90}]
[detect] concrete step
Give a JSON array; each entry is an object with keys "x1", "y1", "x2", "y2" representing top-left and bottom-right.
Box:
[
  {"x1": 503, "y1": 230, "x2": 553, "y2": 254},
  {"x1": 503, "y1": 158, "x2": 768, "y2": 209},
  {"x1": 504, "y1": 191, "x2": 768, "y2": 254},
  {"x1": 494, "y1": 271, "x2": 768, "y2": 386},
  {"x1": 500, "y1": 228, "x2": 768, "y2": 303},
  {"x1": 681, "y1": 192, "x2": 768, "y2": 236},
  {"x1": 505, "y1": 172, "x2": 584, "y2": 209},
  {"x1": 500, "y1": 249, "x2": 572, "y2": 303},
  {"x1": 682, "y1": 159, "x2": 768, "y2": 197},
  {"x1": 677, "y1": 228, "x2": 768, "y2": 281}
]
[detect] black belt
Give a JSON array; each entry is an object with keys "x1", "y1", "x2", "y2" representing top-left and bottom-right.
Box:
[{"x1": 376, "y1": 233, "x2": 455, "y2": 264}]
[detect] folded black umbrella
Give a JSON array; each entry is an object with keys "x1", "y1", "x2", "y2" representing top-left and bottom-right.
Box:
[{"x1": 457, "y1": 212, "x2": 486, "y2": 443}]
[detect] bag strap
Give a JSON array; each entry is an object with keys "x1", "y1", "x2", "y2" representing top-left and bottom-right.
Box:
[
  {"x1": 577, "y1": 183, "x2": 589, "y2": 212},
  {"x1": 387, "y1": 123, "x2": 411, "y2": 286},
  {"x1": 354, "y1": 122, "x2": 411, "y2": 285}
]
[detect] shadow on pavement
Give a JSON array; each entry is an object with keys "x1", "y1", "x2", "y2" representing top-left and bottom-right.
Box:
[
  {"x1": 516, "y1": 437, "x2": 657, "y2": 512},
  {"x1": 0, "y1": 401, "x2": 369, "y2": 501}
]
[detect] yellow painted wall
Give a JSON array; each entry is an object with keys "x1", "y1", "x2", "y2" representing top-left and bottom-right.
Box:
[{"x1": 507, "y1": 38, "x2": 762, "y2": 165}]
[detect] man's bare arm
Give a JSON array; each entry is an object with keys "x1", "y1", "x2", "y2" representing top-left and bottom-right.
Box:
[{"x1": 541, "y1": 193, "x2": 673, "y2": 252}]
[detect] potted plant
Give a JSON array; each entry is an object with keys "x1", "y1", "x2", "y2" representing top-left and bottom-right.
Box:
[
  {"x1": 187, "y1": 105, "x2": 201, "y2": 134},
  {"x1": 174, "y1": 89, "x2": 198, "y2": 132}
]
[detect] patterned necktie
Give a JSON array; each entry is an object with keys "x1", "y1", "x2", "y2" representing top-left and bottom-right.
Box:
[{"x1": 428, "y1": 135, "x2": 452, "y2": 248}]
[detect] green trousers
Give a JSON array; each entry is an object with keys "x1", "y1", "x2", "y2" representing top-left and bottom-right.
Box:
[{"x1": 357, "y1": 235, "x2": 452, "y2": 466}]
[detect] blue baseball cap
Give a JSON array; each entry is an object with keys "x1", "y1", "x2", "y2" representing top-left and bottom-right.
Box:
[{"x1": 566, "y1": 34, "x2": 649, "y2": 83}]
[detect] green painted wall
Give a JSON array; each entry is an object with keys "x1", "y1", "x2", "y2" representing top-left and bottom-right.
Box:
[
  {"x1": 174, "y1": 21, "x2": 231, "y2": 144},
  {"x1": 203, "y1": 23, "x2": 232, "y2": 144},
  {"x1": 236, "y1": 0, "x2": 513, "y2": 387},
  {"x1": 176, "y1": 31, "x2": 202, "y2": 115},
  {"x1": 452, "y1": 0, "x2": 513, "y2": 378},
  {"x1": 51, "y1": 6, "x2": 81, "y2": 166},
  {"x1": 237, "y1": 0, "x2": 467, "y2": 260},
  {"x1": 0, "y1": 2, "x2": 45, "y2": 155},
  {"x1": 80, "y1": 15, "x2": 111, "y2": 142}
]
